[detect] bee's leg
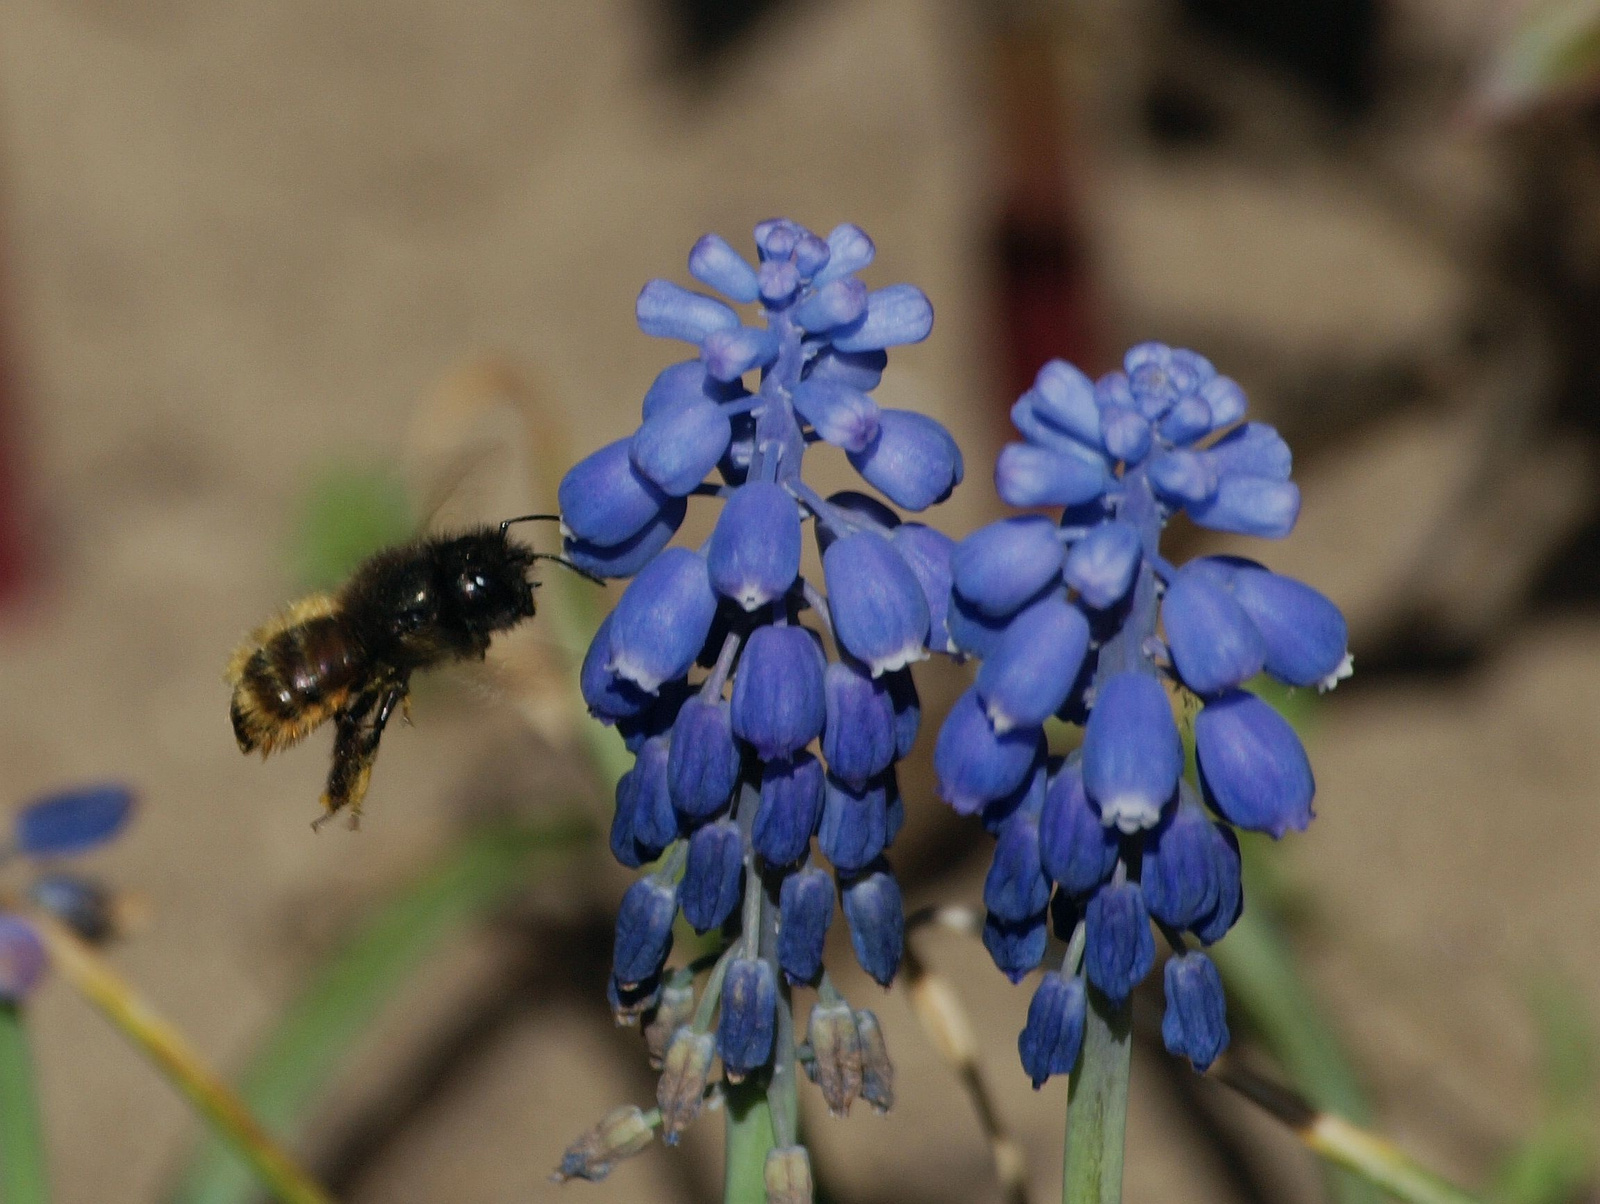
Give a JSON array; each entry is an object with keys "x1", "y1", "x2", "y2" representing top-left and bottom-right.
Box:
[{"x1": 314, "y1": 691, "x2": 382, "y2": 832}]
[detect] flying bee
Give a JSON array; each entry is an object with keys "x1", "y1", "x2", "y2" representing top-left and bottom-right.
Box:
[{"x1": 226, "y1": 515, "x2": 599, "y2": 829}]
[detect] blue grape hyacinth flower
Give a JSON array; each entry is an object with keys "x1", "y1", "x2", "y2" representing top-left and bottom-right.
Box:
[
  {"x1": 934, "y1": 344, "x2": 1349, "y2": 1084},
  {"x1": 0, "y1": 783, "x2": 137, "y2": 998},
  {"x1": 564, "y1": 219, "x2": 960, "y2": 1135}
]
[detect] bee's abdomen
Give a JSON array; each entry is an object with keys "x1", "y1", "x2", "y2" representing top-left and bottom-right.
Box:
[{"x1": 230, "y1": 616, "x2": 362, "y2": 754}]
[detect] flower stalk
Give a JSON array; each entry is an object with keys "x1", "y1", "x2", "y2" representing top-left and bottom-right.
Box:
[
  {"x1": 33, "y1": 916, "x2": 336, "y2": 1204},
  {"x1": 0, "y1": 1002, "x2": 49, "y2": 1204},
  {"x1": 1063, "y1": 989, "x2": 1133, "y2": 1204}
]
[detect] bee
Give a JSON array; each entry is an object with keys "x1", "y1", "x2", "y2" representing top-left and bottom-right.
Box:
[{"x1": 226, "y1": 515, "x2": 598, "y2": 829}]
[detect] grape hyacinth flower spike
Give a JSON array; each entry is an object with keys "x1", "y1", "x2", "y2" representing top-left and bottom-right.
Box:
[
  {"x1": 935, "y1": 344, "x2": 1349, "y2": 1097},
  {"x1": 559, "y1": 219, "x2": 960, "y2": 1184},
  {"x1": 0, "y1": 783, "x2": 137, "y2": 997}
]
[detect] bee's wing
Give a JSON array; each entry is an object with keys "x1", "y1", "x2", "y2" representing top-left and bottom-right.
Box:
[{"x1": 403, "y1": 358, "x2": 588, "y2": 745}]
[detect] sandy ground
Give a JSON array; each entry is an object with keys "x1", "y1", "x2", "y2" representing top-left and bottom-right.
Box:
[{"x1": 0, "y1": 1, "x2": 1594, "y2": 1201}]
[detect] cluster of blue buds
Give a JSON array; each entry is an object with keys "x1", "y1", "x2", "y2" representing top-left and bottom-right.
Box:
[
  {"x1": 561, "y1": 219, "x2": 960, "y2": 1147},
  {"x1": 932, "y1": 344, "x2": 1349, "y2": 1083},
  {"x1": 0, "y1": 784, "x2": 136, "y2": 998}
]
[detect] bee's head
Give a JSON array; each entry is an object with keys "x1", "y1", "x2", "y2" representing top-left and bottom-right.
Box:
[{"x1": 441, "y1": 530, "x2": 537, "y2": 635}]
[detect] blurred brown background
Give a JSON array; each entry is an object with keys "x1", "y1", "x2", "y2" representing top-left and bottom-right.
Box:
[{"x1": 0, "y1": 0, "x2": 1597, "y2": 1201}]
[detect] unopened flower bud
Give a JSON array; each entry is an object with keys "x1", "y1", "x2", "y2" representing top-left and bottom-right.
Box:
[
  {"x1": 950, "y1": 516, "x2": 1062, "y2": 618},
  {"x1": 752, "y1": 753, "x2": 825, "y2": 868},
  {"x1": 1085, "y1": 881, "x2": 1155, "y2": 1005},
  {"x1": 806, "y1": 999, "x2": 862, "y2": 1116},
  {"x1": 764, "y1": 1144, "x2": 815, "y2": 1204},
  {"x1": 777, "y1": 867, "x2": 835, "y2": 985},
  {"x1": 731, "y1": 625, "x2": 826, "y2": 761},
  {"x1": 841, "y1": 866, "x2": 903, "y2": 986},
  {"x1": 642, "y1": 970, "x2": 696, "y2": 1066},
  {"x1": 1195, "y1": 689, "x2": 1314, "y2": 837},
  {"x1": 717, "y1": 958, "x2": 777, "y2": 1080},
  {"x1": 1082, "y1": 671, "x2": 1182, "y2": 833},
  {"x1": 613, "y1": 876, "x2": 677, "y2": 989},
  {"x1": 551, "y1": 1104, "x2": 655, "y2": 1182},
  {"x1": 846, "y1": 409, "x2": 962, "y2": 512},
  {"x1": 679, "y1": 820, "x2": 744, "y2": 934},
  {"x1": 854, "y1": 1009, "x2": 895, "y2": 1113},
  {"x1": 1018, "y1": 971, "x2": 1086, "y2": 1088},
  {"x1": 981, "y1": 910, "x2": 1047, "y2": 983},
  {"x1": 1062, "y1": 520, "x2": 1141, "y2": 610},
  {"x1": 657, "y1": 1027, "x2": 717, "y2": 1143},
  {"x1": 822, "y1": 530, "x2": 931, "y2": 676},
  {"x1": 1162, "y1": 951, "x2": 1230, "y2": 1071},
  {"x1": 832, "y1": 283, "x2": 933, "y2": 352}
]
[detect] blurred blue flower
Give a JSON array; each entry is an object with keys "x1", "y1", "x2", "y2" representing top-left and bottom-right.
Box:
[
  {"x1": 564, "y1": 220, "x2": 961, "y2": 1130},
  {"x1": 0, "y1": 783, "x2": 137, "y2": 998},
  {"x1": 933, "y1": 344, "x2": 1349, "y2": 1084}
]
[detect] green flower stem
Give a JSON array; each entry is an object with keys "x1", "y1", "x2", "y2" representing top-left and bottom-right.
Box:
[
  {"x1": 724, "y1": 1078, "x2": 776, "y2": 1204},
  {"x1": 1063, "y1": 988, "x2": 1132, "y2": 1204},
  {"x1": 0, "y1": 1002, "x2": 49, "y2": 1204}
]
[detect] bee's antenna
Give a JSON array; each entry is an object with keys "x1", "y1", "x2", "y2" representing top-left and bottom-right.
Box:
[
  {"x1": 499, "y1": 514, "x2": 562, "y2": 534},
  {"x1": 529, "y1": 552, "x2": 607, "y2": 587}
]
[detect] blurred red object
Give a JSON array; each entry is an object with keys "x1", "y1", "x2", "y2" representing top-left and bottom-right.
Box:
[
  {"x1": 0, "y1": 203, "x2": 32, "y2": 606},
  {"x1": 988, "y1": 19, "x2": 1103, "y2": 403}
]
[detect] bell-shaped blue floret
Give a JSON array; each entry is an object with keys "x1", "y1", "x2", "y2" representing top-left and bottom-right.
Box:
[
  {"x1": 564, "y1": 495, "x2": 687, "y2": 580},
  {"x1": 1084, "y1": 881, "x2": 1155, "y2": 1005},
  {"x1": 731, "y1": 625, "x2": 827, "y2": 760},
  {"x1": 1128, "y1": 359, "x2": 1179, "y2": 419},
  {"x1": 0, "y1": 917, "x2": 46, "y2": 1001},
  {"x1": 15, "y1": 783, "x2": 135, "y2": 859},
  {"x1": 1195, "y1": 690, "x2": 1314, "y2": 837},
  {"x1": 886, "y1": 671, "x2": 920, "y2": 760},
  {"x1": 1159, "y1": 395, "x2": 1212, "y2": 446},
  {"x1": 823, "y1": 530, "x2": 930, "y2": 676},
  {"x1": 1018, "y1": 972, "x2": 1087, "y2": 1087},
  {"x1": 707, "y1": 481, "x2": 801, "y2": 611},
  {"x1": 890, "y1": 523, "x2": 956, "y2": 653},
  {"x1": 679, "y1": 820, "x2": 744, "y2": 933},
  {"x1": 629, "y1": 399, "x2": 732, "y2": 497},
  {"x1": 28, "y1": 874, "x2": 113, "y2": 943},
  {"x1": 606, "y1": 548, "x2": 718, "y2": 693},
  {"x1": 841, "y1": 865, "x2": 903, "y2": 986},
  {"x1": 642, "y1": 359, "x2": 745, "y2": 420},
  {"x1": 1226, "y1": 565, "x2": 1349, "y2": 689},
  {"x1": 984, "y1": 811, "x2": 1051, "y2": 923},
  {"x1": 950, "y1": 516, "x2": 1063, "y2": 618},
  {"x1": 625, "y1": 735, "x2": 680, "y2": 858},
  {"x1": 792, "y1": 378, "x2": 880, "y2": 453},
  {"x1": 1038, "y1": 762, "x2": 1120, "y2": 896},
  {"x1": 1063, "y1": 521, "x2": 1142, "y2": 610},
  {"x1": 1147, "y1": 450, "x2": 1217, "y2": 509},
  {"x1": 1192, "y1": 823, "x2": 1243, "y2": 945},
  {"x1": 1099, "y1": 406, "x2": 1152, "y2": 465},
  {"x1": 752, "y1": 753, "x2": 825, "y2": 867},
  {"x1": 822, "y1": 660, "x2": 897, "y2": 789},
  {"x1": 1187, "y1": 476, "x2": 1301, "y2": 539},
  {"x1": 688, "y1": 233, "x2": 760, "y2": 303},
  {"x1": 982, "y1": 910, "x2": 1047, "y2": 983},
  {"x1": 636, "y1": 279, "x2": 739, "y2": 343},
  {"x1": 807, "y1": 346, "x2": 886, "y2": 392},
  {"x1": 1162, "y1": 566, "x2": 1265, "y2": 697},
  {"x1": 846, "y1": 410, "x2": 963, "y2": 511},
  {"x1": 1030, "y1": 359, "x2": 1102, "y2": 447},
  {"x1": 947, "y1": 592, "x2": 1016, "y2": 659},
  {"x1": 613, "y1": 876, "x2": 678, "y2": 988},
  {"x1": 718, "y1": 958, "x2": 777, "y2": 1078},
  {"x1": 1200, "y1": 376, "x2": 1247, "y2": 430},
  {"x1": 1095, "y1": 371, "x2": 1134, "y2": 410},
  {"x1": 666, "y1": 696, "x2": 741, "y2": 822},
  {"x1": 1082, "y1": 672, "x2": 1183, "y2": 833},
  {"x1": 980, "y1": 758, "x2": 1046, "y2": 833},
  {"x1": 792, "y1": 277, "x2": 868, "y2": 332},
  {"x1": 934, "y1": 689, "x2": 1044, "y2": 816},
  {"x1": 995, "y1": 443, "x2": 1107, "y2": 509},
  {"x1": 777, "y1": 867, "x2": 835, "y2": 984},
  {"x1": 1203, "y1": 422, "x2": 1290, "y2": 480},
  {"x1": 1141, "y1": 801, "x2": 1221, "y2": 929},
  {"x1": 814, "y1": 222, "x2": 875, "y2": 284},
  {"x1": 1162, "y1": 952, "x2": 1230, "y2": 1071},
  {"x1": 755, "y1": 217, "x2": 801, "y2": 258},
  {"x1": 818, "y1": 774, "x2": 890, "y2": 874},
  {"x1": 609, "y1": 766, "x2": 647, "y2": 869},
  {"x1": 701, "y1": 326, "x2": 781, "y2": 382},
  {"x1": 975, "y1": 596, "x2": 1090, "y2": 732},
  {"x1": 559, "y1": 439, "x2": 673, "y2": 548},
  {"x1": 832, "y1": 284, "x2": 933, "y2": 352}
]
